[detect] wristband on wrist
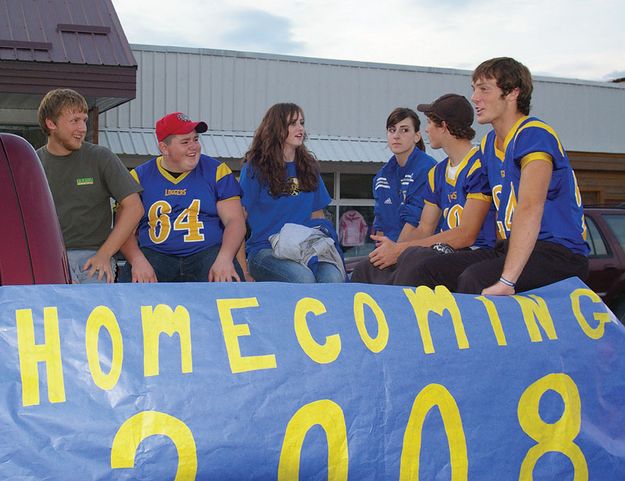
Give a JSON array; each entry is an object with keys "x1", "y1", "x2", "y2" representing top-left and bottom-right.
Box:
[
  {"x1": 499, "y1": 276, "x2": 516, "y2": 288},
  {"x1": 431, "y1": 242, "x2": 455, "y2": 255}
]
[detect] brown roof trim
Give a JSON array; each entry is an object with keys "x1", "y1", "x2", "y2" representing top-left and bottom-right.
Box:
[
  {"x1": 56, "y1": 24, "x2": 111, "y2": 35},
  {"x1": 0, "y1": 40, "x2": 52, "y2": 50},
  {"x1": 0, "y1": 61, "x2": 136, "y2": 102}
]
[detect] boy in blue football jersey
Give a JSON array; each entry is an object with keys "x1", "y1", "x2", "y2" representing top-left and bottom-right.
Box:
[
  {"x1": 118, "y1": 112, "x2": 246, "y2": 282},
  {"x1": 411, "y1": 57, "x2": 589, "y2": 294},
  {"x1": 351, "y1": 94, "x2": 495, "y2": 284}
]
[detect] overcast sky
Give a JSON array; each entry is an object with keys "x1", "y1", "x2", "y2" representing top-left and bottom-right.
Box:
[{"x1": 111, "y1": 0, "x2": 624, "y2": 82}]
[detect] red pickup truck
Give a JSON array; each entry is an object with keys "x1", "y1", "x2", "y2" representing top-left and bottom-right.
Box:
[
  {"x1": 584, "y1": 206, "x2": 625, "y2": 320},
  {"x1": 0, "y1": 133, "x2": 70, "y2": 285}
]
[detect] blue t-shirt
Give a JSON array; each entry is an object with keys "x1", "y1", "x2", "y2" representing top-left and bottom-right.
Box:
[
  {"x1": 132, "y1": 154, "x2": 242, "y2": 256},
  {"x1": 475, "y1": 116, "x2": 589, "y2": 256},
  {"x1": 240, "y1": 162, "x2": 332, "y2": 256},
  {"x1": 372, "y1": 147, "x2": 436, "y2": 241},
  {"x1": 423, "y1": 146, "x2": 496, "y2": 249}
]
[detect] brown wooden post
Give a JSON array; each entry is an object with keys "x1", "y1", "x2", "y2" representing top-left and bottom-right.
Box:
[{"x1": 90, "y1": 105, "x2": 99, "y2": 145}]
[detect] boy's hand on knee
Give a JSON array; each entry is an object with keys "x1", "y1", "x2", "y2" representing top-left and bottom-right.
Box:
[
  {"x1": 209, "y1": 255, "x2": 240, "y2": 282},
  {"x1": 83, "y1": 252, "x2": 114, "y2": 283},
  {"x1": 369, "y1": 235, "x2": 399, "y2": 269},
  {"x1": 130, "y1": 256, "x2": 158, "y2": 283}
]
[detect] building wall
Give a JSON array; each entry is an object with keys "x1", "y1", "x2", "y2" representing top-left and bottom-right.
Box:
[
  {"x1": 571, "y1": 152, "x2": 625, "y2": 205},
  {"x1": 103, "y1": 45, "x2": 625, "y2": 154},
  {"x1": 101, "y1": 44, "x2": 625, "y2": 208}
]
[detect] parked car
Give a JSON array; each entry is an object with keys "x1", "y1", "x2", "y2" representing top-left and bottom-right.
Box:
[
  {"x1": 0, "y1": 133, "x2": 70, "y2": 285},
  {"x1": 584, "y1": 206, "x2": 625, "y2": 321},
  {"x1": 345, "y1": 206, "x2": 625, "y2": 322}
]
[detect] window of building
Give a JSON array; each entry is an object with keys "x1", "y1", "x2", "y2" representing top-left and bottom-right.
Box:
[
  {"x1": 324, "y1": 172, "x2": 376, "y2": 259},
  {"x1": 340, "y1": 173, "x2": 374, "y2": 199},
  {"x1": 321, "y1": 173, "x2": 334, "y2": 198}
]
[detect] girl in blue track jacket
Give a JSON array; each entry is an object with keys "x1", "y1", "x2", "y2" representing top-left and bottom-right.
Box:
[{"x1": 372, "y1": 108, "x2": 436, "y2": 242}]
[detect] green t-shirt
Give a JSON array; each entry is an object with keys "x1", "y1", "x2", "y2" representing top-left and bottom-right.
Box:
[{"x1": 37, "y1": 142, "x2": 142, "y2": 250}]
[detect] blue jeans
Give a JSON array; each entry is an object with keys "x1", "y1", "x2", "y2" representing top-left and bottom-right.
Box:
[
  {"x1": 67, "y1": 249, "x2": 115, "y2": 284},
  {"x1": 118, "y1": 246, "x2": 244, "y2": 282},
  {"x1": 249, "y1": 248, "x2": 344, "y2": 283}
]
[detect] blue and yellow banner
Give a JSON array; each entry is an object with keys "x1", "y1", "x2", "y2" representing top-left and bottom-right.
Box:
[{"x1": 1, "y1": 278, "x2": 624, "y2": 480}]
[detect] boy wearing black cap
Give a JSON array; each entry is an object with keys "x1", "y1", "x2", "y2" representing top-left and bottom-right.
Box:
[
  {"x1": 351, "y1": 94, "x2": 495, "y2": 285},
  {"x1": 118, "y1": 112, "x2": 246, "y2": 282}
]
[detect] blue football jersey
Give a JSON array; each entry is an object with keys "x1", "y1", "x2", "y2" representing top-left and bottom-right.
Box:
[
  {"x1": 132, "y1": 155, "x2": 242, "y2": 256},
  {"x1": 479, "y1": 116, "x2": 588, "y2": 255},
  {"x1": 423, "y1": 146, "x2": 495, "y2": 248}
]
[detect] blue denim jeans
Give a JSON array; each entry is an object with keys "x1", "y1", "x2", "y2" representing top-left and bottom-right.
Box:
[
  {"x1": 118, "y1": 246, "x2": 244, "y2": 282},
  {"x1": 67, "y1": 249, "x2": 115, "y2": 284},
  {"x1": 248, "y1": 248, "x2": 344, "y2": 283}
]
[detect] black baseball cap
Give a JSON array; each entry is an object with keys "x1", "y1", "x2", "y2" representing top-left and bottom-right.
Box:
[{"x1": 417, "y1": 94, "x2": 474, "y2": 129}]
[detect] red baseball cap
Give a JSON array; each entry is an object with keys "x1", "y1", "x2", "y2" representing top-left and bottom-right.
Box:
[{"x1": 155, "y1": 112, "x2": 208, "y2": 142}]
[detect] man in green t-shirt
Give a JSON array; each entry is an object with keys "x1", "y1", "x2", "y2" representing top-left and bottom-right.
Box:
[{"x1": 37, "y1": 88, "x2": 143, "y2": 283}]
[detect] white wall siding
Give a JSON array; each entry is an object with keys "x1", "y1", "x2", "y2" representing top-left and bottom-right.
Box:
[{"x1": 102, "y1": 45, "x2": 625, "y2": 154}]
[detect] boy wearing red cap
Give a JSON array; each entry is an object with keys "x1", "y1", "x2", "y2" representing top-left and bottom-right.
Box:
[{"x1": 118, "y1": 112, "x2": 246, "y2": 282}]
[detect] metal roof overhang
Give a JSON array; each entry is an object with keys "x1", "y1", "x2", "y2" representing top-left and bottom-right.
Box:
[{"x1": 99, "y1": 129, "x2": 446, "y2": 164}]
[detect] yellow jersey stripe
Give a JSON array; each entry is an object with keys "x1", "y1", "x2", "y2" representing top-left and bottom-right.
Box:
[
  {"x1": 219, "y1": 195, "x2": 241, "y2": 202},
  {"x1": 467, "y1": 192, "x2": 491, "y2": 202},
  {"x1": 156, "y1": 156, "x2": 191, "y2": 184},
  {"x1": 516, "y1": 120, "x2": 565, "y2": 157},
  {"x1": 520, "y1": 152, "x2": 553, "y2": 169},
  {"x1": 216, "y1": 162, "x2": 234, "y2": 182},
  {"x1": 427, "y1": 166, "x2": 436, "y2": 192},
  {"x1": 467, "y1": 158, "x2": 482, "y2": 177}
]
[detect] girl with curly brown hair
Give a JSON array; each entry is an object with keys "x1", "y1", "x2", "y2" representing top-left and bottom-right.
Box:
[{"x1": 239, "y1": 103, "x2": 344, "y2": 283}]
